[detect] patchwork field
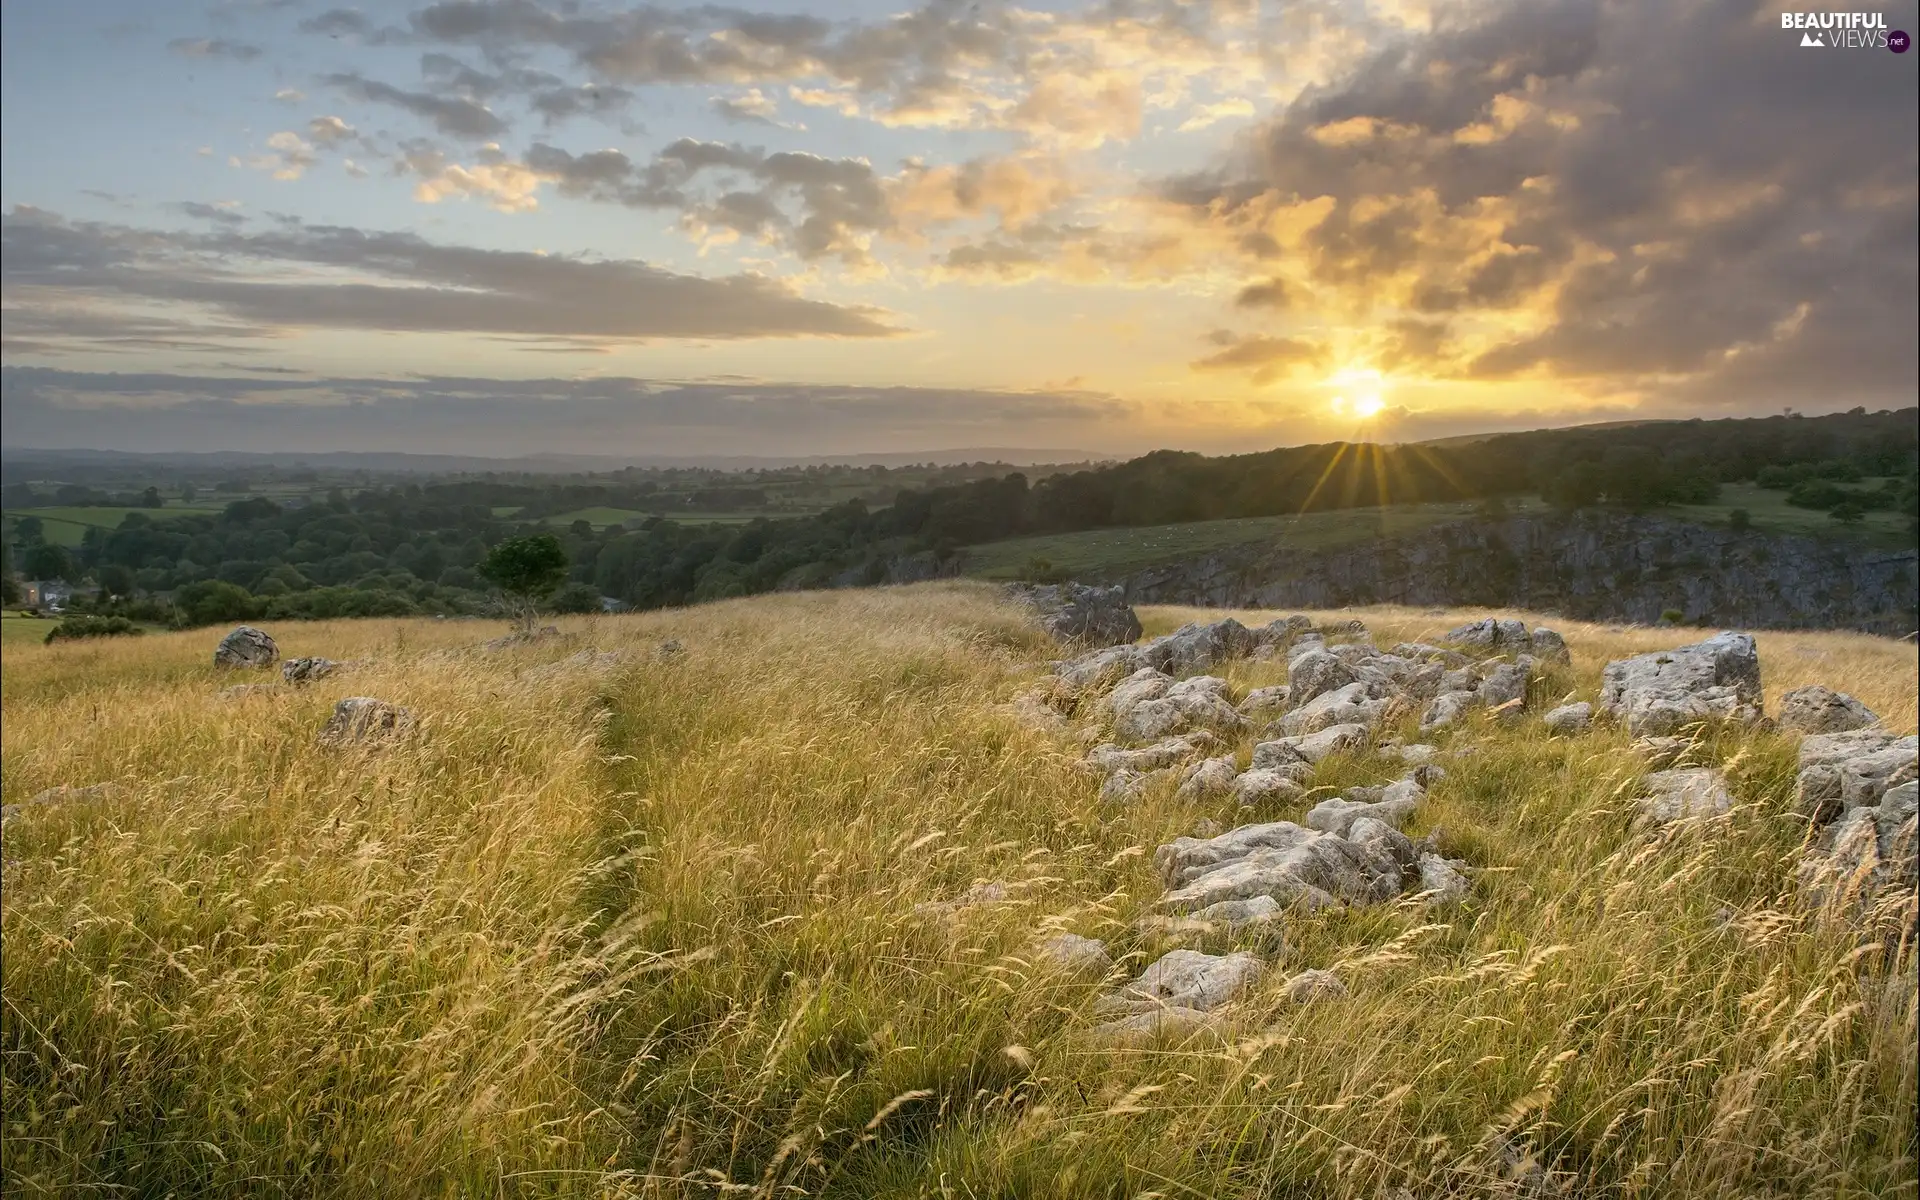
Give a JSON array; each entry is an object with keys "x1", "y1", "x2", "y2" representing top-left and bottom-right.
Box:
[
  {"x1": 1, "y1": 584, "x2": 1914, "y2": 1197},
  {"x1": 1669, "y1": 480, "x2": 1913, "y2": 546}
]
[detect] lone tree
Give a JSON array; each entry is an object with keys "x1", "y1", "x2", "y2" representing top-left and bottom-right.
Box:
[{"x1": 479, "y1": 533, "x2": 569, "y2": 632}]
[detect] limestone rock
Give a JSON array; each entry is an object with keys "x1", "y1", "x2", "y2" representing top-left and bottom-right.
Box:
[
  {"x1": 1010, "y1": 582, "x2": 1142, "y2": 647},
  {"x1": 1288, "y1": 649, "x2": 1359, "y2": 705},
  {"x1": 280, "y1": 656, "x2": 342, "y2": 684},
  {"x1": 1802, "y1": 780, "x2": 1918, "y2": 909},
  {"x1": 914, "y1": 881, "x2": 1011, "y2": 918},
  {"x1": 213, "y1": 625, "x2": 279, "y2": 670},
  {"x1": 1055, "y1": 644, "x2": 1144, "y2": 690},
  {"x1": 1230, "y1": 769, "x2": 1306, "y2": 807},
  {"x1": 1176, "y1": 756, "x2": 1240, "y2": 801},
  {"x1": 218, "y1": 683, "x2": 279, "y2": 700},
  {"x1": 1416, "y1": 853, "x2": 1472, "y2": 904},
  {"x1": 1273, "y1": 681, "x2": 1392, "y2": 737},
  {"x1": 318, "y1": 697, "x2": 413, "y2": 747},
  {"x1": 1089, "y1": 1005, "x2": 1215, "y2": 1044},
  {"x1": 1543, "y1": 702, "x2": 1593, "y2": 735},
  {"x1": 1086, "y1": 733, "x2": 1219, "y2": 775},
  {"x1": 1190, "y1": 895, "x2": 1285, "y2": 929},
  {"x1": 1238, "y1": 685, "x2": 1292, "y2": 718},
  {"x1": 1104, "y1": 949, "x2": 1265, "y2": 1014},
  {"x1": 1156, "y1": 822, "x2": 1406, "y2": 912},
  {"x1": 1420, "y1": 690, "x2": 1482, "y2": 731},
  {"x1": 1639, "y1": 767, "x2": 1734, "y2": 824},
  {"x1": 1139, "y1": 618, "x2": 1256, "y2": 674},
  {"x1": 1477, "y1": 658, "x2": 1535, "y2": 712},
  {"x1": 1778, "y1": 685, "x2": 1879, "y2": 735},
  {"x1": 1444, "y1": 617, "x2": 1531, "y2": 650},
  {"x1": 1280, "y1": 968, "x2": 1348, "y2": 1004},
  {"x1": 1529, "y1": 627, "x2": 1572, "y2": 664},
  {"x1": 1037, "y1": 933, "x2": 1112, "y2": 973},
  {"x1": 1598, "y1": 632, "x2": 1763, "y2": 735},
  {"x1": 1270, "y1": 723, "x2": 1369, "y2": 764},
  {"x1": 1795, "y1": 729, "x2": 1918, "y2": 823},
  {"x1": 1305, "y1": 779, "x2": 1423, "y2": 837},
  {"x1": 1115, "y1": 675, "x2": 1246, "y2": 742}
]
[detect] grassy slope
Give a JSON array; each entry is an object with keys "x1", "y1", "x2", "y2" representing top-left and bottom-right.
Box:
[
  {"x1": 1, "y1": 613, "x2": 62, "y2": 644},
  {"x1": 962, "y1": 490, "x2": 1910, "y2": 581},
  {"x1": 1, "y1": 586, "x2": 1914, "y2": 1197}
]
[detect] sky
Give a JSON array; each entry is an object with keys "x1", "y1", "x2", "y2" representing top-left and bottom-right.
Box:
[{"x1": 1, "y1": 0, "x2": 1915, "y2": 460}]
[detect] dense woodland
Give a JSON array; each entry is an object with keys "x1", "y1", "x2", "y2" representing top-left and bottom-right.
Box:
[{"x1": 4, "y1": 409, "x2": 1915, "y2": 626}]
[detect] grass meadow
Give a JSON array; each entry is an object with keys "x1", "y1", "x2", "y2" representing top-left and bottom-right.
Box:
[{"x1": 1, "y1": 584, "x2": 1914, "y2": 1197}]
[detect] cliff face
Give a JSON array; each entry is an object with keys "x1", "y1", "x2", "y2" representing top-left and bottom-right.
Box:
[{"x1": 1114, "y1": 511, "x2": 1919, "y2": 634}]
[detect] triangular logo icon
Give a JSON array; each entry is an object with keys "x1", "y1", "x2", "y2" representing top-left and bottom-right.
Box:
[{"x1": 1800, "y1": 31, "x2": 1824, "y2": 46}]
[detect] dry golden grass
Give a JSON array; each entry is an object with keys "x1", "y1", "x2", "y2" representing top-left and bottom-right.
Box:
[{"x1": 2, "y1": 584, "x2": 1914, "y2": 1197}]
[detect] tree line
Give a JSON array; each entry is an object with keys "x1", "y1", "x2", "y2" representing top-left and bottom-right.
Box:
[{"x1": 5, "y1": 408, "x2": 1914, "y2": 626}]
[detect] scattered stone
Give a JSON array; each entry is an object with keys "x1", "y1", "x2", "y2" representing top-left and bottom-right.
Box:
[
  {"x1": 1273, "y1": 681, "x2": 1393, "y2": 737},
  {"x1": 1280, "y1": 968, "x2": 1348, "y2": 1004},
  {"x1": 1010, "y1": 582, "x2": 1142, "y2": 647},
  {"x1": 653, "y1": 638, "x2": 686, "y2": 660},
  {"x1": 317, "y1": 697, "x2": 414, "y2": 747},
  {"x1": 1387, "y1": 743, "x2": 1442, "y2": 766},
  {"x1": 1000, "y1": 691, "x2": 1068, "y2": 732},
  {"x1": 1089, "y1": 1005, "x2": 1214, "y2": 1044},
  {"x1": 1288, "y1": 649, "x2": 1360, "y2": 705},
  {"x1": 1175, "y1": 756, "x2": 1240, "y2": 801},
  {"x1": 213, "y1": 625, "x2": 279, "y2": 670},
  {"x1": 1037, "y1": 933, "x2": 1112, "y2": 973},
  {"x1": 1777, "y1": 685, "x2": 1879, "y2": 735},
  {"x1": 1476, "y1": 658, "x2": 1535, "y2": 711},
  {"x1": 1639, "y1": 767, "x2": 1735, "y2": 824},
  {"x1": 1802, "y1": 780, "x2": 1918, "y2": 910},
  {"x1": 1543, "y1": 702, "x2": 1593, "y2": 735},
  {"x1": 1238, "y1": 685, "x2": 1291, "y2": 718},
  {"x1": 1255, "y1": 615, "x2": 1315, "y2": 646},
  {"x1": 1100, "y1": 769, "x2": 1156, "y2": 804},
  {"x1": 280, "y1": 656, "x2": 341, "y2": 684},
  {"x1": 1268, "y1": 723, "x2": 1370, "y2": 764},
  {"x1": 1230, "y1": 769, "x2": 1306, "y2": 807},
  {"x1": 1420, "y1": 690, "x2": 1482, "y2": 732},
  {"x1": 1086, "y1": 732, "x2": 1219, "y2": 775},
  {"x1": 1304, "y1": 779, "x2": 1423, "y2": 837},
  {"x1": 1529, "y1": 627, "x2": 1572, "y2": 664},
  {"x1": 1139, "y1": 619, "x2": 1256, "y2": 675},
  {"x1": 1444, "y1": 617, "x2": 1531, "y2": 650},
  {"x1": 1102, "y1": 949, "x2": 1265, "y2": 1015},
  {"x1": 1794, "y1": 729, "x2": 1918, "y2": 823},
  {"x1": 1415, "y1": 853, "x2": 1472, "y2": 904},
  {"x1": 1190, "y1": 895, "x2": 1285, "y2": 929},
  {"x1": 1598, "y1": 632, "x2": 1763, "y2": 735},
  {"x1": 1055, "y1": 644, "x2": 1144, "y2": 690},
  {"x1": 1113, "y1": 673, "x2": 1244, "y2": 742},
  {"x1": 1156, "y1": 821, "x2": 1406, "y2": 912},
  {"x1": 1633, "y1": 735, "x2": 1698, "y2": 769},
  {"x1": 1191, "y1": 817, "x2": 1225, "y2": 839}
]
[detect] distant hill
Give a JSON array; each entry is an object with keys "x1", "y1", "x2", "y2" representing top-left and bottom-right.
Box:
[{"x1": 0, "y1": 446, "x2": 1111, "y2": 474}]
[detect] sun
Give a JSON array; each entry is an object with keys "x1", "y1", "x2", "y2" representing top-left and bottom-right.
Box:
[
  {"x1": 1326, "y1": 366, "x2": 1388, "y2": 421},
  {"x1": 1351, "y1": 394, "x2": 1385, "y2": 419}
]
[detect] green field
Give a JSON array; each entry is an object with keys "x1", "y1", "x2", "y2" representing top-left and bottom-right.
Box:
[
  {"x1": 544, "y1": 506, "x2": 785, "y2": 529},
  {"x1": 1666, "y1": 481, "x2": 1912, "y2": 547},
  {"x1": 1, "y1": 613, "x2": 62, "y2": 644},
  {"x1": 962, "y1": 500, "x2": 1540, "y2": 580},
  {"x1": 2, "y1": 505, "x2": 223, "y2": 546}
]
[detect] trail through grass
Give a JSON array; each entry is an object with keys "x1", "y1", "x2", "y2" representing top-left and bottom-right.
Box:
[{"x1": 2, "y1": 586, "x2": 1914, "y2": 1196}]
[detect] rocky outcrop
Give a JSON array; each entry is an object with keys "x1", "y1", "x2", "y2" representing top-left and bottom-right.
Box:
[
  {"x1": 1777, "y1": 686, "x2": 1879, "y2": 734},
  {"x1": 214, "y1": 625, "x2": 279, "y2": 669},
  {"x1": 1112, "y1": 511, "x2": 1917, "y2": 635},
  {"x1": 318, "y1": 697, "x2": 413, "y2": 746},
  {"x1": 1009, "y1": 582, "x2": 1142, "y2": 647},
  {"x1": 1599, "y1": 632, "x2": 1763, "y2": 735},
  {"x1": 281, "y1": 656, "x2": 341, "y2": 684}
]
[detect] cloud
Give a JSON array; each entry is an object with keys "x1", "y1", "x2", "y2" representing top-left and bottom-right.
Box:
[
  {"x1": 168, "y1": 37, "x2": 263, "y2": 60},
  {"x1": 711, "y1": 88, "x2": 799, "y2": 128},
  {"x1": 0, "y1": 367, "x2": 1129, "y2": 457},
  {"x1": 323, "y1": 71, "x2": 508, "y2": 138},
  {"x1": 1190, "y1": 332, "x2": 1327, "y2": 383},
  {"x1": 237, "y1": 131, "x2": 318, "y2": 180},
  {"x1": 1, "y1": 207, "x2": 902, "y2": 350},
  {"x1": 1159, "y1": 0, "x2": 1918, "y2": 403}
]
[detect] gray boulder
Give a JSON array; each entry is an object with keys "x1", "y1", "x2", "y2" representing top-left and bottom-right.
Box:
[
  {"x1": 1639, "y1": 767, "x2": 1734, "y2": 824},
  {"x1": 213, "y1": 625, "x2": 279, "y2": 670},
  {"x1": 1802, "y1": 780, "x2": 1917, "y2": 909},
  {"x1": 1444, "y1": 617, "x2": 1531, "y2": 650},
  {"x1": 1288, "y1": 650, "x2": 1359, "y2": 705},
  {"x1": 1238, "y1": 685, "x2": 1291, "y2": 718},
  {"x1": 1037, "y1": 933, "x2": 1112, "y2": 974},
  {"x1": 1598, "y1": 632, "x2": 1763, "y2": 735},
  {"x1": 1280, "y1": 968, "x2": 1348, "y2": 1004},
  {"x1": 1795, "y1": 730, "x2": 1919, "y2": 823},
  {"x1": 1777, "y1": 685, "x2": 1879, "y2": 735},
  {"x1": 1420, "y1": 690, "x2": 1482, "y2": 731},
  {"x1": 1011, "y1": 582, "x2": 1141, "y2": 647},
  {"x1": 1175, "y1": 756, "x2": 1241, "y2": 800},
  {"x1": 1114, "y1": 674, "x2": 1245, "y2": 742},
  {"x1": 1089, "y1": 1006, "x2": 1215, "y2": 1044},
  {"x1": 1305, "y1": 779, "x2": 1423, "y2": 836},
  {"x1": 1055, "y1": 644, "x2": 1145, "y2": 690},
  {"x1": 281, "y1": 656, "x2": 341, "y2": 684},
  {"x1": 1476, "y1": 657, "x2": 1535, "y2": 711},
  {"x1": 1139, "y1": 618, "x2": 1256, "y2": 674},
  {"x1": 1190, "y1": 895, "x2": 1286, "y2": 929},
  {"x1": 1543, "y1": 702, "x2": 1593, "y2": 734},
  {"x1": 1086, "y1": 732, "x2": 1219, "y2": 775},
  {"x1": 1415, "y1": 853, "x2": 1472, "y2": 904},
  {"x1": 1155, "y1": 821, "x2": 1406, "y2": 912},
  {"x1": 318, "y1": 697, "x2": 413, "y2": 746},
  {"x1": 1529, "y1": 627, "x2": 1571, "y2": 664},
  {"x1": 1273, "y1": 682, "x2": 1392, "y2": 737},
  {"x1": 1102, "y1": 949, "x2": 1265, "y2": 1016},
  {"x1": 1230, "y1": 768, "x2": 1306, "y2": 806}
]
